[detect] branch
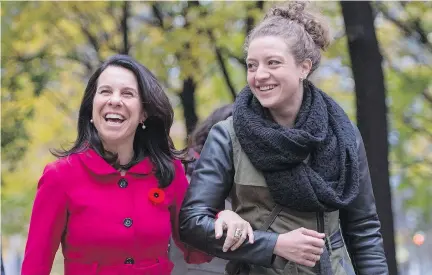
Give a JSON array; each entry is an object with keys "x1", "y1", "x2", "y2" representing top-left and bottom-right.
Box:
[
  {"x1": 121, "y1": 1, "x2": 130, "y2": 54},
  {"x1": 242, "y1": 1, "x2": 265, "y2": 71},
  {"x1": 375, "y1": 2, "x2": 432, "y2": 52},
  {"x1": 71, "y1": 6, "x2": 103, "y2": 64},
  {"x1": 221, "y1": 47, "x2": 246, "y2": 67},
  {"x1": 403, "y1": 114, "x2": 432, "y2": 140},
  {"x1": 207, "y1": 30, "x2": 237, "y2": 101},
  {"x1": 102, "y1": 4, "x2": 122, "y2": 53},
  {"x1": 151, "y1": 3, "x2": 165, "y2": 29},
  {"x1": 245, "y1": 1, "x2": 264, "y2": 36},
  {"x1": 49, "y1": 24, "x2": 96, "y2": 73},
  {"x1": 47, "y1": 91, "x2": 77, "y2": 121}
]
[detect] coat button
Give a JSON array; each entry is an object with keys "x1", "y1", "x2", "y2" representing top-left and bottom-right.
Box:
[
  {"x1": 123, "y1": 218, "x2": 133, "y2": 228},
  {"x1": 124, "y1": 257, "x2": 134, "y2": 264},
  {"x1": 118, "y1": 178, "x2": 128, "y2": 188}
]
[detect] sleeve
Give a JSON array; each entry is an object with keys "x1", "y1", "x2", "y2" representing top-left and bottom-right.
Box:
[
  {"x1": 340, "y1": 126, "x2": 389, "y2": 274},
  {"x1": 170, "y1": 160, "x2": 213, "y2": 264},
  {"x1": 179, "y1": 122, "x2": 278, "y2": 267},
  {"x1": 21, "y1": 163, "x2": 68, "y2": 275}
]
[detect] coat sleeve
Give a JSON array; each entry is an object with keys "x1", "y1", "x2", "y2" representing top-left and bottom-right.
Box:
[
  {"x1": 340, "y1": 126, "x2": 389, "y2": 275},
  {"x1": 21, "y1": 163, "x2": 68, "y2": 275},
  {"x1": 179, "y1": 122, "x2": 278, "y2": 267},
  {"x1": 170, "y1": 160, "x2": 213, "y2": 264}
]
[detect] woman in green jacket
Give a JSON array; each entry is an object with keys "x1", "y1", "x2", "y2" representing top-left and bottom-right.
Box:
[{"x1": 179, "y1": 2, "x2": 388, "y2": 275}]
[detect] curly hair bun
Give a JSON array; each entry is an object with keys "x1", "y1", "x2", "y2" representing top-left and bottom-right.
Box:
[{"x1": 267, "y1": 1, "x2": 331, "y2": 51}]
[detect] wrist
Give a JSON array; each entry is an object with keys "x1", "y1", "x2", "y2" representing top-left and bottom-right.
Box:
[{"x1": 273, "y1": 234, "x2": 282, "y2": 257}]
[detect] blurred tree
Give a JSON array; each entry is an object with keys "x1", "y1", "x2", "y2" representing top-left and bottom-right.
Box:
[
  {"x1": 2, "y1": 5, "x2": 431, "y2": 270},
  {"x1": 341, "y1": 2, "x2": 397, "y2": 273},
  {"x1": 374, "y1": 1, "x2": 432, "y2": 224}
]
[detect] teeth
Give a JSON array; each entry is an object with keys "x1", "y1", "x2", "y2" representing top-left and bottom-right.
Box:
[
  {"x1": 105, "y1": 113, "x2": 125, "y2": 120},
  {"x1": 259, "y1": 85, "x2": 276, "y2": 91}
]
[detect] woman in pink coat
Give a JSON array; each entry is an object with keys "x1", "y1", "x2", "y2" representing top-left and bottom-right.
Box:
[{"x1": 21, "y1": 55, "x2": 226, "y2": 275}]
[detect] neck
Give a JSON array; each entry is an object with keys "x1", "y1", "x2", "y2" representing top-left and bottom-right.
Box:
[
  {"x1": 269, "y1": 83, "x2": 304, "y2": 128},
  {"x1": 103, "y1": 141, "x2": 135, "y2": 166}
]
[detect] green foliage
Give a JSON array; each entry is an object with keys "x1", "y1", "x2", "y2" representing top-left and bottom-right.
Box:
[
  {"x1": 2, "y1": 1, "x2": 431, "y2": 239},
  {"x1": 375, "y1": 1, "x2": 432, "y2": 222}
]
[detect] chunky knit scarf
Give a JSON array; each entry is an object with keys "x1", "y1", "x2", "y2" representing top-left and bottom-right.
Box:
[{"x1": 233, "y1": 80, "x2": 359, "y2": 211}]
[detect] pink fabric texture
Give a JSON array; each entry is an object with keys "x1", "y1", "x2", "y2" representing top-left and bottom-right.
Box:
[{"x1": 22, "y1": 149, "x2": 211, "y2": 275}]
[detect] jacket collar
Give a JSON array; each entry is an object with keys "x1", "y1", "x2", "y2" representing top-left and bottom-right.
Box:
[{"x1": 78, "y1": 148, "x2": 153, "y2": 176}]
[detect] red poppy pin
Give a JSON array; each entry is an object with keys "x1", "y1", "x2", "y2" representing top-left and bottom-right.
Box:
[{"x1": 148, "y1": 187, "x2": 165, "y2": 205}]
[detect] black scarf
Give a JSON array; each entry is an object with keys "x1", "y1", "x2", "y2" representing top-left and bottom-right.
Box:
[{"x1": 232, "y1": 81, "x2": 360, "y2": 212}]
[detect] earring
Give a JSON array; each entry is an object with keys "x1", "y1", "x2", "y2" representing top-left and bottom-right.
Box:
[
  {"x1": 142, "y1": 123, "x2": 146, "y2": 130},
  {"x1": 90, "y1": 119, "x2": 93, "y2": 123},
  {"x1": 299, "y1": 77, "x2": 304, "y2": 82}
]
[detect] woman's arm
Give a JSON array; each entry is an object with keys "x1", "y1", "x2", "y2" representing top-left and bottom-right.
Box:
[
  {"x1": 21, "y1": 163, "x2": 68, "y2": 275},
  {"x1": 179, "y1": 122, "x2": 278, "y2": 267},
  {"x1": 170, "y1": 160, "x2": 213, "y2": 264},
  {"x1": 340, "y1": 126, "x2": 389, "y2": 274}
]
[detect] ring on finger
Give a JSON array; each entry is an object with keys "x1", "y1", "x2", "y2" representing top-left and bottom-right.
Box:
[{"x1": 234, "y1": 228, "x2": 242, "y2": 239}]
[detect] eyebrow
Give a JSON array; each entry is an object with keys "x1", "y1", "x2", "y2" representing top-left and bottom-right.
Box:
[
  {"x1": 266, "y1": 55, "x2": 284, "y2": 60},
  {"x1": 246, "y1": 55, "x2": 284, "y2": 62},
  {"x1": 97, "y1": 85, "x2": 138, "y2": 93},
  {"x1": 97, "y1": 85, "x2": 111, "y2": 91}
]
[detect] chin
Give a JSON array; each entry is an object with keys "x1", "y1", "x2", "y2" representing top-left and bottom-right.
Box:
[{"x1": 255, "y1": 97, "x2": 279, "y2": 109}]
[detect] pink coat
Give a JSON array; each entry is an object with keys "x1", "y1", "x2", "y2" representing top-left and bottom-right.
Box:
[{"x1": 22, "y1": 149, "x2": 211, "y2": 275}]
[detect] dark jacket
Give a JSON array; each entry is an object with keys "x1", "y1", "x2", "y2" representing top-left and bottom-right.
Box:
[
  {"x1": 169, "y1": 151, "x2": 228, "y2": 275},
  {"x1": 179, "y1": 120, "x2": 388, "y2": 275}
]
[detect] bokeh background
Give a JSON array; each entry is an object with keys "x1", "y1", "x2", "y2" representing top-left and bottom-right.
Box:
[{"x1": 1, "y1": 1, "x2": 431, "y2": 274}]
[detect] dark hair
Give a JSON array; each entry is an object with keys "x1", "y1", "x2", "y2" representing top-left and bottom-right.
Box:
[
  {"x1": 189, "y1": 104, "x2": 233, "y2": 154},
  {"x1": 53, "y1": 54, "x2": 187, "y2": 188},
  {"x1": 245, "y1": 1, "x2": 331, "y2": 75}
]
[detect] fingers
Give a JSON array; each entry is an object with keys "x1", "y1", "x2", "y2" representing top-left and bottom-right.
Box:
[
  {"x1": 214, "y1": 218, "x2": 224, "y2": 239},
  {"x1": 247, "y1": 223, "x2": 254, "y2": 244},
  {"x1": 222, "y1": 224, "x2": 236, "y2": 252},
  {"x1": 306, "y1": 245, "x2": 324, "y2": 255},
  {"x1": 307, "y1": 236, "x2": 325, "y2": 248},
  {"x1": 230, "y1": 228, "x2": 247, "y2": 251},
  {"x1": 304, "y1": 253, "x2": 321, "y2": 262},
  {"x1": 301, "y1": 228, "x2": 325, "y2": 239}
]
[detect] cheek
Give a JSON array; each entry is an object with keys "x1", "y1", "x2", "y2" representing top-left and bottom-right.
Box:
[
  {"x1": 129, "y1": 102, "x2": 144, "y2": 122},
  {"x1": 92, "y1": 96, "x2": 105, "y2": 111},
  {"x1": 246, "y1": 72, "x2": 255, "y2": 86}
]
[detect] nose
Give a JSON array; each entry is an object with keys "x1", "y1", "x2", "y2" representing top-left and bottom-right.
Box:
[
  {"x1": 255, "y1": 66, "x2": 270, "y2": 81},
  {"x1": 108, "y1": 91, "x2": 122, "y2": 106}
]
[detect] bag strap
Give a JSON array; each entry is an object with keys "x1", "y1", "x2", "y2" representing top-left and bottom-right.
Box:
[{"x1": 259, "y1": 204, "x2": 283, "y2": 231}]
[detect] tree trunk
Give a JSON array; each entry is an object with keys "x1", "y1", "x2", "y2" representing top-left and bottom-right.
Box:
[
  {"x1": 121, "y1": 1, "x2": 130, "y2": 54},
  {"x1": 340, "y1": 2, "x2": 397, "y2": 274},
  {"x1": 180, "y1": 77, "x2": 198, "y2": 135}
]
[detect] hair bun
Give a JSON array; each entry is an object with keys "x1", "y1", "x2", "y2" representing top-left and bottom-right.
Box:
[
  {"x1": 269, "y1": 1, "x2": 307, "y2": 21},
  {"x1": 267, "y1": 1, "x2": 331, "y2": 51}
]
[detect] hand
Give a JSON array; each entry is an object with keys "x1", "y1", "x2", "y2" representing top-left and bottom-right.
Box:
[
  {"x1": 273, "y1": 227, "x2": 325, "y2": 267},
  {"x1": 214, "y1": 210, "x2": 254, "y2": 252}
]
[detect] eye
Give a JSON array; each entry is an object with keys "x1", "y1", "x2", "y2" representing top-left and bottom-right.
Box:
[
  {"x1": 247, "y1": 63, "x2": 257, "y2": 71},
  {"x1": 268, "y1": 60, "x2": 281, "y2": 66},
  {"x1": 99, "y1": 89, "x2": 111, "y2": 95},
  {"x1": 122, "y1": 91, "x2": 134, "y2": 97}
]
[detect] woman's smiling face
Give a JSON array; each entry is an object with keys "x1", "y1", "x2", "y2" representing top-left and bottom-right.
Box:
[
  {"x1": 92, "y1": 65, "x2": 145, "y2": 149},
  {"x1": 246, "y1": 36, "x2": 309, "y2": 110}
]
